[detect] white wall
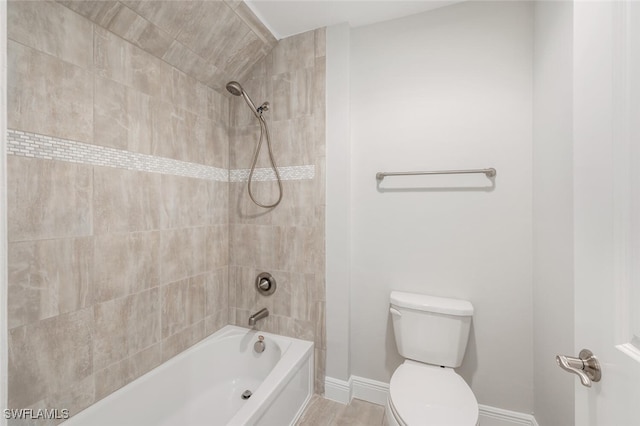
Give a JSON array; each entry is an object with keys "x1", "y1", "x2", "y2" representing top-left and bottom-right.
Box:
[
  {"x1": 532, "y1": 2, "x2": 574, "y2": 425},
  {"x1": 349, "y1": 1, "x2": 534, "y2": 413},
  {"x1": 325, "y1": 23, "x2": 351, "y2": 383}
]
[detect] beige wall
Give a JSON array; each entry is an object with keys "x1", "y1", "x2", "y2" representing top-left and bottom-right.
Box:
[
  {"x1": 6, "y1": 1, "x2": 232, "y2": 421},
  {"x1": 58, "y1": 0, "x2": 277, "y2": 92},
  {"x1": 228, "y1": 28, "x2": 327, "y2": 393},
  {"x1": 6, "y1": 1, "x2": 327, "y2": 421}
]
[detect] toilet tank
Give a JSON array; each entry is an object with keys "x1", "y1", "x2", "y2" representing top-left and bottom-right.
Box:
[{"x1": 390, "y1": 291, "x2": 473, "y2": 368}]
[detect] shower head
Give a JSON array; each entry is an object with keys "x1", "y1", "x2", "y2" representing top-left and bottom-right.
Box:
[
  {"x1": 226, "y1": 80, "x2": 261, "y2": 118},
  {"x1": 226, "y1": 81, "x2": 243, "y2": 97}
]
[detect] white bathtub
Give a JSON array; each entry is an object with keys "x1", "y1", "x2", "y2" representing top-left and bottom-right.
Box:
[{"x1": 63, "y1": 325, "x2": 314, "y2": 426}]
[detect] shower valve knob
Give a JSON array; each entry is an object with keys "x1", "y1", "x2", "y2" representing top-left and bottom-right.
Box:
[
  {"x1": 255, "y1": 272, "x2": 276, "y2": 296},
  {"x1": 259, "y1": 279, "x2": 270, "y2": 290}
]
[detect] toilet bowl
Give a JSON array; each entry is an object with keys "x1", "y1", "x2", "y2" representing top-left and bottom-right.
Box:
[
  {"x1": 387, "y1": 291, "x2": 479, "y2": 426},
  {"x1": 385, "y1": 361, "x2": 478, "y2": 425}
]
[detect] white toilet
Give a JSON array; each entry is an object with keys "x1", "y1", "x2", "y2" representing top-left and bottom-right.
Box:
[{"x1": 386, "y1": 291, "x2": 479, "y2": 426}]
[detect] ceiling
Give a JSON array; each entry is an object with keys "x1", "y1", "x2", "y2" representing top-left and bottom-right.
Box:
[{"x1": 245, "y1": 0, "x2": 463, "y2": 40}]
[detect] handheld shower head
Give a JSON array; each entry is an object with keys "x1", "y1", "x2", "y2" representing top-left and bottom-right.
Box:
[
  {"x1": 226, "y1": 81, "x2": 243, "y2": 97},
  {"x1": 226, "y1": 80, "x2": 261, "y2": 118},
  {"x1": 226, "y1": 80, "x2": 282, "y2": 208}
]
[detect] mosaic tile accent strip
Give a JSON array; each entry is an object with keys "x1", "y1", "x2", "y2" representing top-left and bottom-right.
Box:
[
  {"x1": 7, "y1": 129, "x2": 229, "y2": 181},
  {"x1": 229, "y1": 165, "x2": 315, "y2": 182},
  {"x1": 7, "y1": 129, "x2": 315, "y2": 182}
]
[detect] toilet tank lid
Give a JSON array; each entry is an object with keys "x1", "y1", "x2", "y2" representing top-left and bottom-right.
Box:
[{"x1": 390, "y1": 291, "x2": 474, "y2": 316}]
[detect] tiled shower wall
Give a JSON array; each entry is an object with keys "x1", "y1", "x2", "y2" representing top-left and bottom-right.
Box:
[
  {"x1": 6, "y1": 0, "x2": 235, "y2": 420},
  {"x1": 228, "y1": 29, "x2": 327, "y2": 393},
  {"x1": 6, "y1": 0, "x2": 326, "y2": 420}
]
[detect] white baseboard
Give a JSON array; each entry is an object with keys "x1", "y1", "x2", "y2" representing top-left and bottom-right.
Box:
[
  {"x1": 324, "y1": 376, "x2": 538, "y2": 426},
  {"x1": 478, "y1": 405, "x2": 538, "y2": 426},
  {"x1": 324, "y1": 376, "x2": 351, "y2": 404},
  {"x1": 351, "y1": 376, "x2": 389, "y2": 406}
]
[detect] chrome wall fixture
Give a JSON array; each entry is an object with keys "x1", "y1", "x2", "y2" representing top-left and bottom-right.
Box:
[
  {"x1": 376, "y1": 168, "x2": 497, "y2": 180},
  {"x1": 256, "y1": 272, "x2": 276, "y2": 296},
  {"x1": 248, "y1": 308, "x2": 269, "y2": 326}
]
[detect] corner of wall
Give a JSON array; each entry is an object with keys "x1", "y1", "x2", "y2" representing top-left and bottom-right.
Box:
[
  {"x1": 531, "y1": 1, "x2": 575, "y2": 425},
  {"x1": 325, "y1": 22, "x2": 352, "y2": 382}
]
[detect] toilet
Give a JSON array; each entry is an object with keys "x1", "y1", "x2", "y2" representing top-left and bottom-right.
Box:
[{"x1": 386, "y1": 291, "x2": 479, "y2": 426}]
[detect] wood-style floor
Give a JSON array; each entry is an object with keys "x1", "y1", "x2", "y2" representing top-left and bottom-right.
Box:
[{"x1": 296, "y1": 395, "x2": 387, "y2": 426}]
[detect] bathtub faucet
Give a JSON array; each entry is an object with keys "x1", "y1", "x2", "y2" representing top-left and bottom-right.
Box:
[{"x1": 248, "y1": 308, "x2": 269, "y2": 326}]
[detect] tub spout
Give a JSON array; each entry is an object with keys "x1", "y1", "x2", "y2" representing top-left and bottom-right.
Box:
[{"x1": 248, "y1": 308, "x2": 269, "y2": 326}]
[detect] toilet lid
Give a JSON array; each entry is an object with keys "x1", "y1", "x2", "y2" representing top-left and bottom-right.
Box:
[{"x1": 389, "y1": 361, "x2": 478, "y2": 426}]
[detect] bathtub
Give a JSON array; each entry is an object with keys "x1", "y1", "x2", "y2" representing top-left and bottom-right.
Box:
[{"x1": 62, "y1": 325, "x2": 314, "y2": 426}]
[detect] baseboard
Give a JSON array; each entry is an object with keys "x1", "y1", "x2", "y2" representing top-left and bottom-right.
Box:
[
  {"x1": 351, "y1": 376, "x2": 389, "y2": 406},
  {"x1": 478, "y1": 405, "x2": 538, "y2": 426},
  {"x1": 325, "y1": 375, "x2": 389, "y2": 406},
  {"x1": 324, "y1": 376, "x2": 351, "y2": 404},
  {"x1": 324, "y1": 376, "x2": 539, "y2": 426}
]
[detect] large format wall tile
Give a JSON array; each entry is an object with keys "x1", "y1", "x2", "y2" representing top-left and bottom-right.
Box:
[
  {"x1": 8, "y1": 308, "x2": 94, "y2": 409},
  {"x1": 234, "y1": 3, "x2": 277, "y2": 47},
  {"x1": 57, "y1": 1, "x2": 121, "y2": 28},
  {"x1": 93, "y1": 76, "x2": 155, "y2": 154},
  {"x1": 8, "y1": 1, "x2": 93, "y2": 70},
  {"x1": 64, "y1": 0, "x2": 275, "y2": 91},
  {"x1": 94, "y1": 27, "x2": 173, "y2": 103},
  {"x1": 161, "y1": 321, "x2": 205, "y2": 362},
  {"x1": 271, "y1": 69, "x2": 315, "y2": 122},
  {"x1": 205, "y1": 268, "x2": 229, "y2": 317},
  {"x1": 8, "y1": 41, "x2": 93, "y2": 142},
  {"x1": 159, "y1": 228, "x2": 207, "y2": 284},
  {"x1": 106, "y1": 4, "x2": 173, "y2": 58},
  {"x1": 7, "y1": 156, "x2": 93, "y2": 242},
  {"x1": 176, "y1": 2, "x2": 245, "y2": 65},
  {"x1": 149, "y1": 101, "x2": 206, "y2": 164},
  {"x1": 122, "y1": 0, "x2": 203, "y2": 39},
  {"x1": 8, "y1": 238, "x2": 94, "y2": 329},
  {"x1": 268, "y1": 30, "x2": 315, "y2": 75},
  {"x1": 93, "y1": 76, "x2": 128, "y2": 151},
  {"x1": 94, "y1": 343, "x2": 161, "y2": 401},
  {"x1": 223, "y1": 30, "x2": 266, "y2": 78},
  {"x1": 209, "y1": 181, "x2": 229, "y2": 225},
  {"x1": 93, "y1": 167, "x2": 161, "y2": 234},
  {"x1": 162, "y1": 40, "x2": 222, "y2": 89},
  {"x1": 161, "y1": 276, "x2": 205, "y2": 339},
  {"x1": 230, "y1": 223, "x2": 276, "y2": 268},
  {"x1": 159, "y1": 175, "x2": 210, "y2": 229},
  {"x1": 171, "y1": 69, "x2": 209, "y2": 118},
  {"x1": 208, "y1": 123, "x2": 230, "y2": 169},
  {"x1": 93, "y1": 231, "x2": 160, "y2": 304},
  {"x1": 93, "y1": 288, "x2": 161, "y2": 371},
  {"x1": 206, "y1": 225, "x2": 230, "y2": 271}
]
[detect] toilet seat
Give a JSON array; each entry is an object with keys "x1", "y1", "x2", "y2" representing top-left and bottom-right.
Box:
[{"x1": 388, "y1": 360, "x2": 478, "y2": 425}]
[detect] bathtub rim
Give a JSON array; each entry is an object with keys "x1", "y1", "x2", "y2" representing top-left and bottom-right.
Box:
[{"x1": 61, "y1": 324, "x2": 314, "y2": 426}]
